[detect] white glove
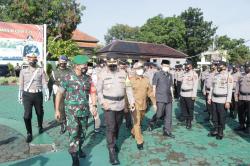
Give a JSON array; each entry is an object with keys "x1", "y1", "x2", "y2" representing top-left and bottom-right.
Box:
[
  {"x1": 18, "y1": 90, "x2": 23, "y2": 104},
  {"x1": 44, "y1": 88, "x2": 50, "y2": 102},
  {"x1": 52, "y1": 84, "x2": 58, "y2": 95}
]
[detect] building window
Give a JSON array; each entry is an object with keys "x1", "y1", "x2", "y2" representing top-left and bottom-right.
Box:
[{"x1": 153, "y1": 59, "x2": 157, "y2": 63}]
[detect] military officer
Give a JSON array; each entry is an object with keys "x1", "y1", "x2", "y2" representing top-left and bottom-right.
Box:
[
  {"x1": 148, "y1": 60, "x2": 175, "y2": 138},
  {"x1": 130, "y1": 62, "x2": 156, "y2": 150},
  {"x1": 18, "y1": 53, "x2": 49, "y2": 143},
  {"x1": 180, "y1": 60, "x2": 199, "y2": 129},
  {"x1": 230, "y1": 65, "x2": 241, "y2": 119},
  {"x1": 235, "y1": 61, "x2": 250, "y2": 133},
  {"x1": 50, "y1": 55, "x2": 71, "y2": 134},
  {"x1": 208, "y1": 61, "x2": 233, "y2": 140},
  {"x1": 203, "y1": 63, "x2": 217, "y2": 121},
  {"x1": 97, "y1": 58, "x2": 135, "y2": 165},
  {"x1": 55, "y1": 55, "x2": 97, "y2": 166}
]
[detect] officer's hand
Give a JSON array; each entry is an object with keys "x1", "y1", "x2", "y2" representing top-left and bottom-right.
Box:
[
  {"x1": 192, "y1": 97, "x2": 196, "y2": 101},
  {"x1": 203, "y1": 92, "x2": 206, "y2": 96},
  {"x1": 153, "y1": 105, "x2": 157, "y2": 112},
  {"x1": 207, "y1": 99, "x2": 211, "y2": 104},
  {"x1": 55, "y1": 111, "x2": 61, "y2": 121},
  {"x1": 225, "y1": 102, "x2": 230, "y2": 109},
  {"x1": 18, "y1": 97, "x2": 23, "y2": 104},
  {"x1": 102, "y1": 101, "x2": 109, "y2": 111},
  {"x1": 44, "y1": 95, "x2": 50, "y2": 102}
]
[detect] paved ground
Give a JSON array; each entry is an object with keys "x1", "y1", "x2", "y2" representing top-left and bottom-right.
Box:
[{"x1": 0, "y1": 85, "x2": 250, "y2": 166}]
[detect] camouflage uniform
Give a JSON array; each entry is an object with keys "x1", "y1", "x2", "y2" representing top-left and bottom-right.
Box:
[{"x1": 59, "y1": 72, "x2": 92, "y2": 153}]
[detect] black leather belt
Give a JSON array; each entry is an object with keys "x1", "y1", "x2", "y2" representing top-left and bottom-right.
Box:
[
  {"x1": 206, "y1": 87, "x2": 210, "y2": 91},
  {"x1": 181, "y1": 89, "x2": 192, "y2": 92},
  {"x1": 103, "y1": 95, "x2": 124, "y2": 101},
  {"x1": 240, "y1": 92, "x2": 250, "y2": 96},
  {"x1": 213, "y1": 93, "x2": 227, "y2": 97}
]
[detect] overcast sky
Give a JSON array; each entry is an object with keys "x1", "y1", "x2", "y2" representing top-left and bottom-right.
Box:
[{"x1": 78, "y1": 0, "x2": 250, "y2": 46}]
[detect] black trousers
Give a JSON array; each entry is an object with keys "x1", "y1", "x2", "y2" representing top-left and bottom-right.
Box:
[
  {"x1": 180, "y1": 97, "x2": 194, "y2": 120},
  {"x1": 230, "y1": 92, "x2": 238, "y2": 115},
  {"x1": 238, "y1": 100, "x2": 250, "y2": 127},
  {"x1": 150, "y1": 102, "x2": 172, "y2": 132},
  {"x1": 104, "y1": 110, "x2": 124, "y2": 149},
  {"x1": 176, "y1": 81, "x2": 182, "y2": 99},
  {"x1": 212, "y1": 102, "x2": 226, "y2": 129},
  {"x1": 205, "y1": 93, "x2": 212, "y2": 115},
  {"x1": 200, "y1": 80, "x2": 204, "y2": 93},
  {"x1": 22, "y1": 91, "x2": 44, "y2": 134}
]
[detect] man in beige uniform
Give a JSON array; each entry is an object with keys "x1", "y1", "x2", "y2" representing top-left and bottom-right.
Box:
[
  {"x1": 208, "y1": 61, "x2": 233, "y2": 140},
  {"x1": 180, "y1": 60, "x2": 199, "y2": 129},
  {"x1": 130, "y1": 62, "x2": 156, "y2": 150},
  {"x1": 97, "y1": 58, "x2": 135, "y2": 165},
  {"x1": 18, "y1": 53, "x2": 49, "y2": 143}
]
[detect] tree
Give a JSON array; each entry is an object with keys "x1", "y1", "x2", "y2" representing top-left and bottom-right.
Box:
[
  {"x1": 180, "y1": 7, "x2": 217, "y2": 63},
  {"x1": 104, "y1": 24, "x2": 140, "y2": 44},
  {"x1": 215, "y1": 35, "x2": 250, "y2": 64},
  {"x1": 0, "y1": 0, "x2": 85, "y2": 39},
  {"x1": 47, "y1": 37, "x2": 81, "y2": 60},
  {"x1": 138, "y1": 15, "x2": 186, "y2": 50}
]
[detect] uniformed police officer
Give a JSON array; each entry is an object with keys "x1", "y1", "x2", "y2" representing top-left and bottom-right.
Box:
[
  {"x1": 55, "y1": 55, "x2": 97, "y2": 166},
  {"x1": 200, "y1": 66, "x2": 209, "y2": 94},
  {"x1": 130, "y1": 62, "x2": 156, "y2": 150},
  {"x1": 180, "y1": 60, "x2": 199, "y2": 129},
  {"x1": 50, "y1": 55, "x2": 71, "y2": 134},
  {"x1": 208, "y1": 61, "x2": 233, "y2": 139},
  {"x1": 97, "y1": 58, "x2": 135, "y2": 165},
  {"x1": 175, "y1": 65, "x2": 184, "y2": 99},
  {"x1": 235, "y1": 61, "x2": 250, "y2": 133},
  {"x1": 148, "y1": 60, "x2": 175, "y2": 138},
  {"x1": 230, "y1": 64, "x2": 241, "y2": 119},
  {"x1": 203, "y1": 63, "x2": 217, "y2": 121},
  {"x1": 18, "y1": 53, "x2": 49, "y2": 143}
]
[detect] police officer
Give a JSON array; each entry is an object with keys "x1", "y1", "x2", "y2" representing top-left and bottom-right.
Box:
[
  {"x1": 130, "y1": 62, "x2": 156, "y2": 150},
  {"x1": 208, "y1": 61, "x2": 233, "y2": 140},
  {"x1": 235, "y1": 62, "x2": 250, "y2": 133},
  {"x1": 55, "y1": 55, "x2": 96, "y2": 166},
  {"x1": 97, "y1": 58, "x2": 135, "y2": 165},
  {"x1": 203, "y1": 63, "x2": 217, "y2": 121},
  {"x1": 175, "y1": 65, "x2": 184, "y2": 99},
  {"x1": 18, "y1": 53, "x2": 49, "y2": 143},
  {"x1": 148, "y1": 60, "x2": 175, "y2": 138},
  {"x1": 180, "y1": 60, "x2": 199, "y2": 129},
  {"x1": 200, "y1": 65, "x2": 209, "y2": 93},
  {"x1": 50, "y1": 55, "x2": 71, "y2": 134},
  {"x1": 230, "y1": 64, "x2": 241, "y2": 119}
]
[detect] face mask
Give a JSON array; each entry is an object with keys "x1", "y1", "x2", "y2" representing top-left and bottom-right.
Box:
[
  {"x1": 29, "y1": 61, "x2": 37, "y2": 67},
  {"x1": 162, "y1": 66, "x2": 170, "y2": 72},
  {"x1": 185, "y1": 67, "x2": 190, "y2": 71},
  {"x1": 136, "y1": 69, "x2": 144, "y2": 76},
  {"x1": 108, "y1": 65, "x2": 117, "y2": 72},
  {"x1": 217, "y1": 66, "x2": 224, "y2": 72},
  {"x1": 59, "y1": 63, "x2": 66, "y2": 69},
  {"x1": 81, "y1": 67, "x2": 87, "y2": 74}
]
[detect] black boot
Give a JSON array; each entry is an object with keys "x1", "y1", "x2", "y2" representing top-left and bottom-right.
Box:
[
  {"x1": 37, "y1": 115, "x2": 44, "y2": 134},
  {"x1": 24, "y1": 119, "x2": 33, "y2": 143},
  {"x1": 60, "y1": 123, "x2": 66, "y2": 134},
  {"x1": 108, "y1": 148, "x2": 119, "y2": 165},
  {"x1": 208, "y1": 128, "x2": 218, "y2": 137},
  {"x1": 79, "y1": 149, "x2": 86, "y2": 158},
  {"x1": 26, "y1": 133, "x2": 33, "y2": 143},
  {"x1": 147, "y1": 123, "x2": 153, "y2": 131},
  {"x1": 216, "y1": 127, "x2": 223, "y2": 140},
  {"x1": 137, "y1": 143, "x2": 144, "y2": 150},
  {"x1": 186, "y1": 119, "x2": 192, "y2": 129},
  {"x1": 70, "y1": 152, "x2": 80, "y2": 166}
]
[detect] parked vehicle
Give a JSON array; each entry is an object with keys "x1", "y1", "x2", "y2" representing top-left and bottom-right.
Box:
[{"x1": 0, "y1": 65, "x2": 10, "y2": 77}]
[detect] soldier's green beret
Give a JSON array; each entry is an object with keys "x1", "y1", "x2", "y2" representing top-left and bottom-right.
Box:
[{"x1": 72, "y1": 55, "x2": 89, "y2": 64}]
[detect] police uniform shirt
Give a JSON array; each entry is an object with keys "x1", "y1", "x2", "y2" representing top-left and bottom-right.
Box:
[
  {"x1": 203, "y1": 71, "x2": 216, "y2": 94},
  {"x1": 153, "y1": 70, "x2": 173, "y2": 103},
  {"x1": 201, "y1": 69, "x2": 209, "y2": 81},
  {"x1": 208, "y1": 71, "x2": 234, "y2": 103},
  {"x1": 180, "y1": 70, "x2": 199, "y2": 98},
  {"x1": 97, "y1": 68, "x2": 135, "y2": 111},
  {"x1": 19, "y1": 66, "x2": 47, "y2": 91},
  {"x1": 232, "y1": 72, "x2": 241, "y2": 92},
  {"x1": 235, "y1": 72, "x2": 250, "y2": 101},
  {"x1": 176, "y1": 70, "x2": 184, "y2": 82}
]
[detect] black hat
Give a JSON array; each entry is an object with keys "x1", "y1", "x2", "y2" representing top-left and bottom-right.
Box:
[
  {"x1": 218, "y1": 61, "x2": 227, "y2": 67},
  {"x1": 161, "y1": 60, "x2": 170, "y2": 65},
  {"x1": 245, "y1": 61, "x2": 250, "y2": 68},
  {"x1": 185, "y1": 60, "x2": 193, "y2": 66}
]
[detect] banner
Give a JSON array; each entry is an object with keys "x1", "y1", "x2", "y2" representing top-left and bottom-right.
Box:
[{"x1": 0, "y1": 22, "x2": 45, "y2": 62}]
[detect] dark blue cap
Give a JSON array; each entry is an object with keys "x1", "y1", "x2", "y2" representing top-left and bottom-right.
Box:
[{"x1": 59, "y1": 55, "x2": 68, "y2": 61}]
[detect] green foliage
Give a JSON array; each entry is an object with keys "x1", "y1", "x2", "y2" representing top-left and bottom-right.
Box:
[
  {"x1": 7, "y1": 63, "x2": 14, "y2": 76},
  {"x1": 0, "y1": 77, "x2": 18, "y2": 85},
  {"x1": 104, "y1": 24, "x2": 140, "y2": 44},
  {"x1": 179, "y1": 7, "x2": 217, "y2": 63},
  {"x1": 215, "y1": 35, "x2": 250, "y2": 64},
  {"x1": 47, "y1": 37, "x2": 81, "y2": 60},
  {"x1": 0, "y1": 0, "x2": 85, "y2": 39},
  {"x1": 46, "y1": 63, "x2": 53, "y2": 77}
]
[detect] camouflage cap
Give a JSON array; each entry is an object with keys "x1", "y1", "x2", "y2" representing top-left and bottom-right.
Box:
[{"x1": 72, "y1": 55, "x2": 89, "y2": 65}]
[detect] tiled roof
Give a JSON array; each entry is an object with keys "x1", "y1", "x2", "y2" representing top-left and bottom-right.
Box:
[
  {"x1": 97, "y1": 40, "x2": 188, "y2": 58},
  {"x1": 72, "y1": 29, "x2": 99, "y2": 42}
]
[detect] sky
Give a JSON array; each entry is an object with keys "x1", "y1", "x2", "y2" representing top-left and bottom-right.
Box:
[{"x1": 78, "y1": 0, "x2": 250, "y2": 46}]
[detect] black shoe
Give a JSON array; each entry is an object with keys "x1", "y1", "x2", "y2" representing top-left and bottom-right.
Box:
[
  {"x1": 203, "y1": 109, "x2": 208, "y2": 112},
  {"x1": 234, "y1": 125, "x2": 246, "y2": 131},
  {"x1": 186, "y1": 120, "x2": 192, "y2": 129},
  {"x1": 26, "y1": 133, "x2": 33, "y2": 143},
  {"x1": 39, "y1": 127, "x2": 43, "y2": 134},
  {"x1": 70, "y1": 152, "x2": 80, "y2": 166},
  {"x1": 216, "y1": 127, "x2": 223, "y2": 140},
  {"x1": 60, "y1": 124, "x2": 66, "y2": 134},
  {"x1": 79, "y1": 149, "x2": 86, "y2": 158},
  {"x1": 208, "y1": 129, "x2": 218, "y2": 137},
  {"x1": 137, "y1": 143, "x2": 144, "y2": 150},
  {"x1": 244, "y1": 127, "x2": 250, "y2": 134},
  {"x1": 108, "y1": 148, "x2": 119, "y2": 165},
  {"x1": 163, "y1": 131, "x2": 175, "y2": 138},
  {"x1": 147, "y1": 124, "x2": 153, "y2": 131}
]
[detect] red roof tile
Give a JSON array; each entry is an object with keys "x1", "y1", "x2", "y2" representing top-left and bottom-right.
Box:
[{"x1": 72, "y1": 29, "x2": 99, "y2": 42}]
